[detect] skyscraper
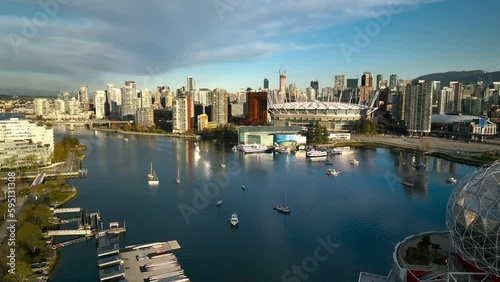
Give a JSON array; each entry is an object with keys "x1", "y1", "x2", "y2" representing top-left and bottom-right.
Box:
[
  {"x1": 173, "y1": 96, "x2": 191, "y2": 133},
  {"x1": 213, "y1": 88, "x2": 228, "y2": 126},
  {"x1": 389, "y1": 75, "x2": 398, "y2": 90},
  {"x1": 359, "y1": 72, "x2": 374, "y2": 105},
  {"x1": 404, "y1": 81, "x2": 432, "y2": 135},
  {"x1": 79, "y1": 86, "x2": 89, "y2": 111},
  {"x1": 94, "y1": 90, "x2": 106, "y2": 119},
  {"x1": 310, "y1": 80, "x2": 319, "y2": 100},
  {"x1": 263, "y1": 78, "x2": 269, "y2": 89},
  {"x1": 140, "y1": 88, "x2": 152, "y2": 109},
  {"x1": 121, "y1": 85, "x2": 136, "y2": 120},
  {"x1": 361, "y1": 72, "x2": 374, "y2": 87},
  {"x1": 346, "y1": 79, "x2": 358, "y2": 89},
  {"x1": 376, "y1": 74, "x2": 383, "y2": 90},
  {"x1": 451, "y1": 82, "x2": 464, "y2": 114},
  {"x1": 187, "y1": 76, "x2": 195, "y2": 92}
]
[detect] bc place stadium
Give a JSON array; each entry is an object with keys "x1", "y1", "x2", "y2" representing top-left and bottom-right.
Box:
[{"x1": 268, "y1": 100, "x2": 377, "y2": 132}]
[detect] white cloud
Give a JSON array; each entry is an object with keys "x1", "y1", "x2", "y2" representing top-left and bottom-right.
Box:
[{"x1": 0, "y1": 0, "x2": 444, "y2": 90}]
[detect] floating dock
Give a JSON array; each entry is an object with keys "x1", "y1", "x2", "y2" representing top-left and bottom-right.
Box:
[{"x1": 97, "y1": 239, "x2": 189, "y2": 282}]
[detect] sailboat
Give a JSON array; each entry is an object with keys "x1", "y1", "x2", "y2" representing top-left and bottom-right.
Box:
[
  {"x1": 274, "y1": 190, "x2": 290, "y2": 214},
  {"x1": 175, "y1": 167, "x2": 180, "y2": 184},
  {"x1": 148, "y1": 163, "x2": 159, "y2": 185},
  {"x1": 241, "y1": 173, "x2": 246, "y2": 189}
]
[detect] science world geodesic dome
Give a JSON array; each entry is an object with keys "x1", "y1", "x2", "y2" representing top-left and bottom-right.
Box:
[{"x1": 446, "y1": 160, "x2": 500, "y2": 277}]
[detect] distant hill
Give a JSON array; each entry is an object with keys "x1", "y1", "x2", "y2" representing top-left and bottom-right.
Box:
[
  {"x1": 415, "y1": 70, "x2": 500, "y2": 87},
  {"x1": 0, "y1": 88, "x2": 59, "y2": 98}
]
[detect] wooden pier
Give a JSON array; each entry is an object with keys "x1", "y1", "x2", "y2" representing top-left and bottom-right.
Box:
[{"x1": 0, "y1": 169, "x2": 88, "y2": 183}]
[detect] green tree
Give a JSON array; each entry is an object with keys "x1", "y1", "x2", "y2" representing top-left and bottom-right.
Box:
[
  {"x1": 17, "y1": 222, "x2": 45, "y2": 254},
  {"x1": 4, "y1": 261, "x2": 33, "y2": 282}
]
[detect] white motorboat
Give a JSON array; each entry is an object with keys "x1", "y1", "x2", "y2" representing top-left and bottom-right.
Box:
[
  {"x1": 238, "y1": 144, "x2": 271, "y2": 154},
  {"x1": 229, "y1": 213, "x2": 238, "y2": 226},
  {"x1": 216, "y1": 199, "x2": 223, "y2": 206},
  {"x1": 306, "y1": 150, "x2": 328, "y2": 158},
  {"x1": 148, "y1": 163, "x2": 159, "y2": 185},
  {"x1": 402, "y1": 181, "x2": 415, "y2": 187},
  {"x1": 274, "y1": 191, "x2": 291, "y2": 214},
  {"x1": 123, "y1": 137, "x2": 128, "y2": 141},
  {"x1": 325, "y1": 168, "x2": 340, "y2": 176},
  {"x1": 349, "y1": 159, "x2": 359, "y2": 165},
  {"x1": 446, "y1": 177, "x2": 457, "y2": 184},
  {"x1": 241, "y1": 184, "x2": 246, "y2": 190}
]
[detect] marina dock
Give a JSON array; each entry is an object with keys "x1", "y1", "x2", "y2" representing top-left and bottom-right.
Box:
[{"x1": 97, "y1": 239, "x2": 190, "y2": 282}]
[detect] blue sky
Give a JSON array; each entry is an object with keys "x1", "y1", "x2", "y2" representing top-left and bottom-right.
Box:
[{"x1": 0, "y1": 0, "x2": 499, "y2": 95}]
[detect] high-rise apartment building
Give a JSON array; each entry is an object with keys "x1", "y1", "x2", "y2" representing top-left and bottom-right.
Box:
[
  {"x1": 451, "y1": 82, "x2": 464, "y2": 114},
  {"x1": 94, "y1": 90, "x2": 106, "y2": 119},
  {"x1": 173, "y1": 96, "x2": 191, "y2": 133},
  {"x1": 187, "y1": 76, "x2": 195, "y2": 92},
  {"x1": 359, "y1": 72, "x2": 374, "y2": 105},
  {"x1": 121, "y1": 85, "x2": 137, "y2": 120},
  {"x1": 135, "y1": 108, "x2": 154, "y2": 127},
  {"x1": 213, "y1": 88, "x2": 228, "y2": 126},
  {"x1": 79, "y1": 85, "x2": 89, "y2": 111},
  {"x1": 404, "y1": 81, "x2": 432, "y2": 135},
  {"x1": 438, "y1": 87, "x2": 454, "y2": 115},
  {"x1": 34, "y1": 98, "x2": 49, "y2": 116},
  {"x1": 140, "y1": 88, "x2": 152, "y2": 109},
  {"x1": 198, "y1": 88, "x2": 212, "y2": 106}
]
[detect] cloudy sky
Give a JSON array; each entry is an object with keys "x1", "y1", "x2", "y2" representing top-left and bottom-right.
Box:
[{"x1": 1, "y1": 0, "x2": 499, "y2": 94}]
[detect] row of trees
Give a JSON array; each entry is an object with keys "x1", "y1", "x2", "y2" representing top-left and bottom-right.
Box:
[
  {"x1": 199, "y1": 125, "x2": 238, "y2": 142},
  {"x1": 304, "y1": 122, "x2": 330, "y2": 144},
  {"x1": 52, "y1": 136, "x2": 84, "y2": 163},
  {"x1": 0, "y1": 205, "x2": 56, "y2": 281}
]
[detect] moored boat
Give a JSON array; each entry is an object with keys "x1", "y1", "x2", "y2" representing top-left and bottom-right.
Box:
[
  {"x1": 274, "y1": 204, "x2": 291, "y2": 214},
  {"x1": 216, "y1": 199, "x2": 223, "y2": 206},
  {"x1": 239, "y1": 144, "x2": 271, "y2": 154},
  {"x1": 402, "y1": 181, "x2": 415, "y2": 187},
  {"x1": 325, "y1": 168, "x2": 340, "y2": 176},
  {"x1": 229, "y1": 213, "x2": 238, "y2": 226},
  {"x1": 446, "y1": 177, "x2": 457, "y2": 184},
  {"x1": 349, "y1": 159, "x2": 359, "y2": 165},
  {"x1": 306, "y1": 150, "x2": 328, "y2": 158}
]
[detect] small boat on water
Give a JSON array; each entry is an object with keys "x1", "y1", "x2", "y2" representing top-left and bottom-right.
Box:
[
  {"x1": 148, "y1": 162, "x2": 159, "y2": 185},
  {"x1": 306, "y1": 150, "x2": 328, "y2": 158},
  {"x1": 241, "y1": 184, "x2": 246, "y2": 190},
  {"x1": 446, "y1": 177, "x2": 457, "y2": 184},
  {"x1": 124, "y1": 138, "x2": 128, "y2": 141},
  {"x1": 325, "y1": 160, "x2": 333, "y2": 165},
  {"x1": 274, "y1": 204, "x2": 291, "y2": 214},
  {"x1": 216, "y1": 199, "x2": 223, "y2": 206},
  {"x1": 325, "y1": 168, "x2": 340, "y2": 176},
  {"x1": 229, "y1": 213, "x2": 238, "y2": 226},
  {"x1": 298, "y1": 145, "x2": 306, "y2": 151},
  {"x1": 349, "y1": 159, "x2": 359, "y2": 165},
  {"x1": 402, "y1": 181, "x2": 415, "y2": 187},
  {"x1": 412, "y1": 162, "x2": 426, "y2": 169}
]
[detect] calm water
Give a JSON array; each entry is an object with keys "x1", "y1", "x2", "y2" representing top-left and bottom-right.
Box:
[{"x1": 50, "y1": 126, "x2": 476, "y2": 282}]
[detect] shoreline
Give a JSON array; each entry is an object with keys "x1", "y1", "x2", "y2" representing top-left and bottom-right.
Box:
[
  {"x1": 93, "y1": 127, "x2": 200, "y2": 139},
  {"x1": 325, "y1": 139, "x2": 494, "y2": 166}
]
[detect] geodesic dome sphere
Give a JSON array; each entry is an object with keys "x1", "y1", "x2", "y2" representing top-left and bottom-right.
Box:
[{"x1": 446, "y1": 161, "x2": 500, "y2": 277}]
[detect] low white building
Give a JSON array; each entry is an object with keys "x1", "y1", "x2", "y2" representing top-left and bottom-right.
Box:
[{"x1": 0, "y1": 118, "x2": 54, "y2": 168}]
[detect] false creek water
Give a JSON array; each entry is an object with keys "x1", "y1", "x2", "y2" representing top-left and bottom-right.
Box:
[{"x1": 50, "y1": 126, "x2": 476, "y2": 282}]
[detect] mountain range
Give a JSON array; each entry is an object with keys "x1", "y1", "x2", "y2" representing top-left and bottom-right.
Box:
[{"x1": 414, "y1": 70, "x2": 500, "y2": 88}]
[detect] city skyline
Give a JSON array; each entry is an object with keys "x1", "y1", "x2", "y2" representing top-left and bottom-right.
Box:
[{"x1": 1, "y1": 0, "x2": 500, "y2": 94}]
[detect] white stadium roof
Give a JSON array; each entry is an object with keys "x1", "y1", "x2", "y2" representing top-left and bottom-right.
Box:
[{"x1": 270, "y1": 101, "x2": 372, "y2": 110}]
